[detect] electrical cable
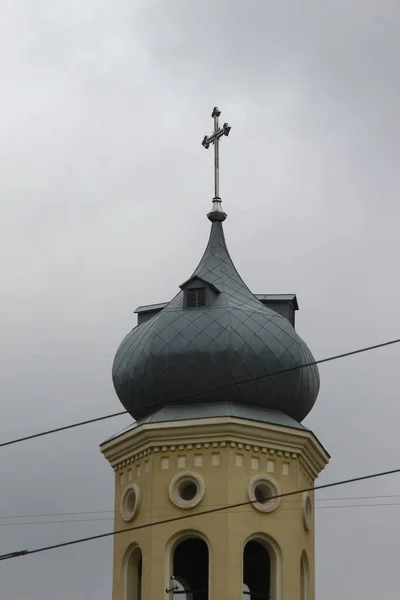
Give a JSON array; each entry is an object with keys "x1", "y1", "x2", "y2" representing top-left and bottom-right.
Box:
[
  {"x1": 3, "y1": 499, "x2": 400, "y2": 528},
  {"x1": 0, "y1": 411, "x2": 128, "y2": 449},
  {"x1": 102, "y1": 420, "x2": 135, "y2": 444},
  {"x1": 2, "y1": 493, "x2": 400, "y2": 521},
  {"x1": 1, "y1": 465, "x2": 400, "y2": 561},
  {"x1": 1, "y1": 337, "x2": 400, "y2": 449}
]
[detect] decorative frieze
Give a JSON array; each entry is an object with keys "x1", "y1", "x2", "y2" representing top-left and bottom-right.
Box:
[
  {"x1": 298, "y1": 456, "x2": 315, "y2": 483},
  {"x1": 211, "y1": 453, "x2": 220, "y2": 466},
  {"x1": 113, "y1": 439, "x2": 303, "y2": 473},
  {"x1": 267, "y1": 460, "x2": 275, "y2": 473},
  {"x1": 235, "y1": 454, "x2": 244, "y2": 467},
  {"x1": 194, "y1": 454, "x2": 203, "y2": 467},
  {"x1": 102, "y1": 418, "x2": 329, "y2": 484}
]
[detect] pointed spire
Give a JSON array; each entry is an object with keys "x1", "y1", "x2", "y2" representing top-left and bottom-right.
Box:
[{"x1": 189, "y1": 220, "x2": 263, "y2": 311}]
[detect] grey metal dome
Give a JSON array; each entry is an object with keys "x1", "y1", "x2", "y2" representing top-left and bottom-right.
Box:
[{"x1": 112, "y1": 220, "x2": 319, "y2": 423}]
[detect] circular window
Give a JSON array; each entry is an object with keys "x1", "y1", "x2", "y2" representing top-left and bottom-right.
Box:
[
  {"x1": 179, "y1": 480, "x2": 198, "y2": 501},
  {"x1": 248, "y1": 475, "x2": 280, "y2": 513},
  {"x1": 120, "y1": 484, "x2": 140, "y2": 522},
  {"x1": 302, "y1": 492, "x2": 313, "y2": 531},
  {"x1": 169, "y1": 472, "x2": 205, "y2": 509}
]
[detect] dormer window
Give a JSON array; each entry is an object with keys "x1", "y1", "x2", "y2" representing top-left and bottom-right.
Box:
[
  {"x1": 185, "y1": 287, "x2": 206, "y2": 308},
  {"x1": 180, "y1": 275, "x2": 220, "y2": 309}
]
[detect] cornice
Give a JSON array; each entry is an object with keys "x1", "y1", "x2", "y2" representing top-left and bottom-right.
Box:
[{"x1": 101, "y1": 417, "x2": 329, "y2": 479}]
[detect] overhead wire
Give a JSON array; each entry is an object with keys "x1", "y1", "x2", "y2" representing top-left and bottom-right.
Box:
[
  {"x1": 2, "y1": 493, "x2": 400, "y2": 521},
  {"x1": 1, "y1": 336, "x2": 400, "y2": 449},
  {"x1": 3, "y1": 499, "x2": 400, "y2": 528},
  {"x1": 0, "y1": 410, "x2": 128, "y2": 449},
  {"x1": 1, "y1": 465, "x2": 400, "y2": 561}
]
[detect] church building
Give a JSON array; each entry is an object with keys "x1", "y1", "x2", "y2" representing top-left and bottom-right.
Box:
[{"x1": 101, "y1": 108, "x2": 329, "y2": 600}]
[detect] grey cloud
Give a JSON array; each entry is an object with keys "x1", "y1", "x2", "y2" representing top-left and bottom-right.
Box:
[{"x1": 1, "y1": 1, "x2": 400, "y2": 598}]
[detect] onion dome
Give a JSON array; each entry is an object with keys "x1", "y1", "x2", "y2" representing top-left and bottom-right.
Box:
[{"x1": 112, "y1": 210, "x2": 319, "y2": 423}]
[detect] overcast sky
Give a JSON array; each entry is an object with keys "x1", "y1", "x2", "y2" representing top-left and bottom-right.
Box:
[{"x1": 1, "y1": 1, "x2": 400, "y2": 598}]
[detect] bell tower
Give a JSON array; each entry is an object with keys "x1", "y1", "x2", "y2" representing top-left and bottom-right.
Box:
[{"x1": 101, "y1": 108, "x2": 329, "y2": 600}]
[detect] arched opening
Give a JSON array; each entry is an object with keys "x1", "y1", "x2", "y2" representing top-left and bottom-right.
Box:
[
  {"x1": 243, "y1": 540, "x2": 270, "y2": 599},
  {"x1": 172, "y1": 537, "x2": 208, "y2": 600},
  {"x1": 300, "y1": 552, "x2": 309, "y2": 600},
  {"x1": 125, "y1": 545, "x2": 142, "y2": 600}
]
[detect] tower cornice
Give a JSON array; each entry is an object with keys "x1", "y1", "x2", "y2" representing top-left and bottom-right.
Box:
[{"x1": 101, "y1": 416, "x2": 329, "y2": 480}]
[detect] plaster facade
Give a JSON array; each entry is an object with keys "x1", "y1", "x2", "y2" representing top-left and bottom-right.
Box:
[{"x1": 101, "y1": 416, "x2": 329, "y2": 600}]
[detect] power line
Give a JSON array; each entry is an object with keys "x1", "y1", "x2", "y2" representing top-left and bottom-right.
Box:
[
  {"x1": 0, "y1": 509, "x2": 115, "y2": 520},
  {"x1": 1, "y1": 336, "x2": 400, "y2": 450},
  {"x1": 102, "y1": 420, "x2": 135, "y2": 444},
  {"x1": 0, "y1": 411, "x2": 128, "y2": 449},
  {"x1": 3, "y1": 499, "x2": 400, "y2": 528},
  {"x1": 2, "y1": 493, "x2": 400, "y2": 521},
  {"x1": 171, "y1": 337, "x2": 400, "y2": 403},
  {"x1": 1, "y1": 465, "x2": 400, "y2": 561},
  {"x1": 315, "y1": 502, "x2": 400, "y2": 510},
  {"x1": 0, "y1": 517, "x2": 114, "y2": 527}
]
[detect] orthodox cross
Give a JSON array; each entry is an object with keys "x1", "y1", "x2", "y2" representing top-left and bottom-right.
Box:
[{"x1": 202, "y1": 106, "x2": 231, "y2": 201}]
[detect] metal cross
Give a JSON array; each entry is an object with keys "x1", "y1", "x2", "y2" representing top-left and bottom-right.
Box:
[{"x1": 202, "y1": 106, "x2": 231, "y2": 202}]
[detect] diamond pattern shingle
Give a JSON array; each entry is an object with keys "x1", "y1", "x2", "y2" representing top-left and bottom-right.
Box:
[{"x1": 113, "y1": 221, "x2": 319, "y2": 423}]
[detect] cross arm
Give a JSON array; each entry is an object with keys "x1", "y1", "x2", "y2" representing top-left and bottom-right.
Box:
[{"x1": 201, "y1": 122, "x2": 231, "y2": 149}]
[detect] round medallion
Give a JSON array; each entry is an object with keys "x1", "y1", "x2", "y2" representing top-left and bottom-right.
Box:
[
  {"x1": 120, "y1": 484, "x2": 140, "y2": 522},
  {"x1": 302, "y1": 492, "x2": 313, "y2": 531},
  {"x1": 248, "y1": 475, "x2": 281, "y2": 513},
  {"x1": 169, "y1": 472, "x2": 205, "y2": 509}
]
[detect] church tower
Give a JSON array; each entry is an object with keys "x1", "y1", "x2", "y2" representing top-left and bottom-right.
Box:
[{"x1": 101, "y1": 108, "x2": 329, "y2": 600}]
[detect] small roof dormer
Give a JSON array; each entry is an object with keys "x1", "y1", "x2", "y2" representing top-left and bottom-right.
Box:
[{"x1": 179, "y1": 276, "x2": 221, "y2": 309}]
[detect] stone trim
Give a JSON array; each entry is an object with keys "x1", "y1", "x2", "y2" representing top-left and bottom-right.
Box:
[
  {"x1": 248, "y1": 475, "x2": 281, "y2": 513},
  {"x1": 102, "y1": 417, "x2": 329, "y2": 479},
  {"x1": 299, "y1": 456, "x2": 315, "y2": 485},
  {"x1": 111, "y1": 440, "x2": 298, "y2": 473},
  {"x1": 168, "y1": 471, "x2": 205, "y2": 509},
  {"x1": 120, "y1": 484, "x2": 140, "y2": 522},
  {"x1": 302, "y1": 492, "x2": 314, "y2": 531}
]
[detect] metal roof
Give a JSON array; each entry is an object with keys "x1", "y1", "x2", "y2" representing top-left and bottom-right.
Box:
[
  {"x1": 113, "y1": 221, "x2": 319, "y2": 423},
  {"x1": 135, "y1": 302, "x2": 168, "y2": 314},
  {"x1": 101, "y1": 403, "x2": 330, "y2": 458},
  {"x1": 100, "y1": 403, "x2": 308, "y2": 445},
  {"x1": 137, "y1": 402, "x2": 308, "y2": 429},
  {"x1": 179, "y1": 275, "x2": 221, "y2": 294},
  {"x1": 135, "y1": 295, "x2": 298, "y2": 315},
  {"x1": 255, "y1": 294, "x2": 299, "y2": 310}
]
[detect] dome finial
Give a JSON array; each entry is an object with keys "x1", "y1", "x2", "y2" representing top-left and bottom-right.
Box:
[{"x1": 201, "y1": 106, "x2": 231, "y2": 222}]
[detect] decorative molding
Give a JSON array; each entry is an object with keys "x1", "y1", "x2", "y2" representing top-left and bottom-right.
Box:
[
  {"x1": 112, "y1": 441, "x2": 302, "y2": 473},
  {"x1": 302, "y1": 492, "x2": 314, "y2": 531},
  {"x1": 120, "y1": 484, "x2": 140, "y2": 522},
  {"x1": 299, "y1": 456, "x2": 314, "y2": 484},
  {"x1": 112, "y1": 441, "x2": 319, "y2": 476},
  {"x1": 248, "y1": 475, "x2": 281, "y2": 513},
  {"x1": 168, "y1": 471, "x2": 205, "y2": 509},
  {"x1": 101, "y1": 417, "x2": 329, "y2": 479}
]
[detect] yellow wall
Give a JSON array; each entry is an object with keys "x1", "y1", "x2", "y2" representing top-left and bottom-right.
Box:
[{"x1": 101, "y1": 417, "x2": 329, "y2": 600}]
